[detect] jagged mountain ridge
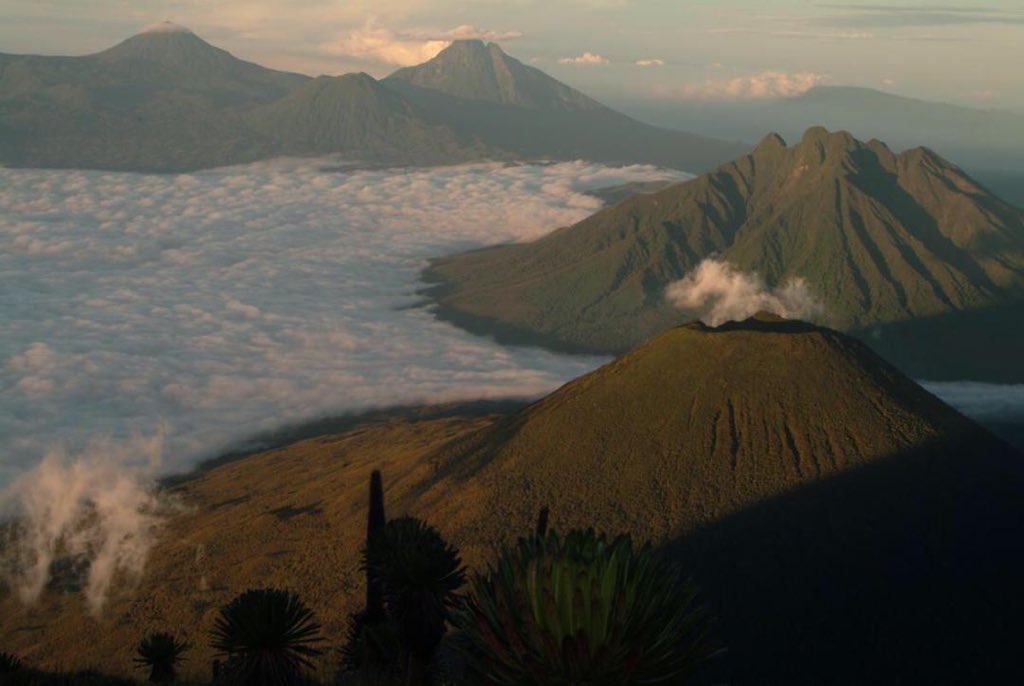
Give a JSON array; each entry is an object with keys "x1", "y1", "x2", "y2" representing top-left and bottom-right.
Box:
[{"x1": 425, "y1": 126, "x2": 1024, "y2": 355}]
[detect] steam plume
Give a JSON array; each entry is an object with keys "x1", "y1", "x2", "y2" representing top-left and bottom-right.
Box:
[
  {"x1": 666, "y1": 259, "x2": 825, "y2": 326},
  {"x1": 5, "y1": 434, "x2": 167, "y2": 616}
]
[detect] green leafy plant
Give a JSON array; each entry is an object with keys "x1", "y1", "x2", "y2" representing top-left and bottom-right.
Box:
[
  {"x1": 455, "y1": 528, "x2": 720, "y2": 685},
  {"x1": 210, "y1": 588, "x2": 324, "y2": 686},
  {"x1": 134, "y1": 633, "x2": 189, "y2": 683},
  {"x1": 0, "y1": 651, "x2": 24, "y2": 673}
]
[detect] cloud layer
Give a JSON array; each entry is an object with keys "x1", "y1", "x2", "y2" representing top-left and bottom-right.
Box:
[
  {"x1": 921, "y1": 382, "x2": 1024, "y2": 422},
  {"x1": 322, "y1": 22, "x2": 522, "y2": 66},
  {"x1": 666, "y1": 259, "x2": 826, "y2": 326},
  {"x1": 0, "y1": 159, "x2": 688, "y2": 492},
  {"x1": 665, "y1": 70, "x2": 825, "y2": 99},
  {"x1": 558, "y1": 52, "x2": 610, "y2": 66}
]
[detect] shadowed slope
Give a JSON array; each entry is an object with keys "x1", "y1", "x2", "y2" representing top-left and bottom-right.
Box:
[
  {"x1": 387, "y1": 40, "x2": 604, "y2": 111},
  {"x1": 383, "y1": 40, "x2": 749, "y2": 173},
  {"x1": 246, "y1": 73, "x2": 494, "y2": 164},
  {"x1": 415, "y1": 314, "x2": 1024, "y2": 684},
  {"x1": 421, "y1": 314, "x2": 1006, "y2": 542},
  {"x1": 2, "y1": 317, "x2": 1021, "y2": 683},
  {"x1": 426, "y1": 127, "x2": 1024, "y2": 356}
]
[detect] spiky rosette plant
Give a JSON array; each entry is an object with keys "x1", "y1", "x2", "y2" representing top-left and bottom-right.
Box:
[
  {"x1": 366, "y1": 516, "x2": 467, "y2": 663},
  {"x1": 0, "y1": 652, "x2": 23, "y2": 673},
  {"x1": 455, "y1": 529, "x2": 719, "y2": 685},
  {"x1": 210, "y1": 588, "x2": 324, "y2": 686},
  {"x1": 340, "y1": 608, "x2": 401, "y2": 675},
  {"x1": 134, "y1": 632, "x2": 189, "y2": 683}
]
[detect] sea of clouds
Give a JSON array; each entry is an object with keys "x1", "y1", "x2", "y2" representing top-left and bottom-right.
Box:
[
  {"x1": 3, "y1": 159, "x2": 1022, "y2": 612},
  {"x1": 0, "y1": 158, "x2": 693, "y2": 609},
  {"x1": 1, "y1": 158, "x2": 691, "y2": 490}
]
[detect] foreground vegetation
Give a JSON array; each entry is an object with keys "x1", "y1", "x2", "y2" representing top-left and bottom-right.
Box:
[{"x1": 1, "y1": 471, "x2": 718, "y2": 686}]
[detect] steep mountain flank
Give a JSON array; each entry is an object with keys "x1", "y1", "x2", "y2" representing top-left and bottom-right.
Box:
[
  {"x1": 246, "y1": 73, "x2": 494, "y2": 164},
  {"x1": 387, "y1": 39, "x2": 604, "y2": 111},
  {"x1": 384, "y1": 40, "x2": 748, "y2": 172},
  {"x1": 426, "y1": 127, "x2": 1024, "y2": 358}
]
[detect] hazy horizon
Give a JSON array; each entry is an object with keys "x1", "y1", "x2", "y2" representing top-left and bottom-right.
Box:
[{"x1": 2, "y1": 1, "x2": 1022, "y2": 111}]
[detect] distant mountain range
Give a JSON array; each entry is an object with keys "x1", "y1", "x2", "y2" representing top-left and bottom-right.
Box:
[
  {"x1": 6, "y1": 314, "x2": 1022, "y2": 683},
  {"x1": 0, "y1": 24, "x2": 745, "y2": 172},
  {"x1": 426, "y1": 127, "x2": 1024, "y2": 379}
]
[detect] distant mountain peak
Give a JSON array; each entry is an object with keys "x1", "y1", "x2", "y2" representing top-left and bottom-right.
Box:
[
  {"x1": 442, "y1": 38, "x2": 490, "y2": 52},
  {"x1": 137, "y1": 21, "x2": 193, "y2": 35},
  {"x1": 798, "y1": 125, "x2": 858, "y2": 148},
  {"x1": 386, "y1": 39, "x2": 606, "y2": 111},
  {"x1": 754, "y1": 132, "x2": 787, "y2": 153}
]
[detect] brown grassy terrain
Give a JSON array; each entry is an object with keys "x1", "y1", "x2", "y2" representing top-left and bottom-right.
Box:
[{"x1": 2, "y1": 315, "x2": 1023, "y2": 684}]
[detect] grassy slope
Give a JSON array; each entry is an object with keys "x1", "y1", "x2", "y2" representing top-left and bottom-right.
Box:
[{"x1": 3, "y1": 317, "x2": 1022, "y2": 683}]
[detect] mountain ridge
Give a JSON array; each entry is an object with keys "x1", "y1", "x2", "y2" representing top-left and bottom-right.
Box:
[
  {"x1": 425, "y1": 126, "x2": 1024, "y2": 361},
  {"x1": 0, "y1": 29, "x2": 744, "y2": 172}
]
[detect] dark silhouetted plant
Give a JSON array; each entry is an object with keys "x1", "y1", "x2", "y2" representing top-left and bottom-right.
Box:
[
  {"x1": 368, "y1": 517, "x2": 466, "y2": 662},
  {"x1": 366, "y1": 516, "x2": 466, "y2": 684},
  {"x1": 210, "y1": 588, "x2": 324, "y2": 686},
  {"x1": 366, "y1": 470, "x2": 387, "y2": 623},
  {"x1": 0, "y1": 651, "x2": 23, "y2": 673},
  {"x1": 534, "y1": 506, "x2": 549, "y2": 539},
  {"x1": 342, "y1": 470, "x2": 400, "y2": 675},
  {"x1": 134, "y1": 632, "x2": 189, "y2": 683},
  {"x1": 340, "y1": 608, "x2": 401, "y2": 677},
  {"x1": 455, "y1": 528, "x2": 720, "y2": 685}
]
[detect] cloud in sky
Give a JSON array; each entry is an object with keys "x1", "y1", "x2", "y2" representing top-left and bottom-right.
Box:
[
  {"x1": 660, "y1": 69, "x2": 826, "y2": 99},
  {"x1": 817, "y1": 4, "x2": 1024, "y2": 28},
  {"x1": 321, "y1": 21, "x2": 523, "y2": 66},
  {"x1": 558, "y1": 52, "x2": 610, "y2": 66},
  {"x1": 0, "y1": 0, "x2": 1020, "y2": 109},
  {"x1": 0, "y1": 159, "x2": 689, "y2": 491},
  {"x1": 635, "y1": 58, "x2": 665, "y2": 67}
]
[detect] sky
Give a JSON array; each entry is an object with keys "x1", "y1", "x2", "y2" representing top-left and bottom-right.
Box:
[{"x1": 0, "y1": 1, "x2": 1021, "y2": 110}]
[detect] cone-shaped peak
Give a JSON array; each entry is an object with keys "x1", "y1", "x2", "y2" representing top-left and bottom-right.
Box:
[
  {"x1": 441, "y1": 38, "x2": 488, "y2": 53},
  {"x1": 137, "y1": 21, "x2": 193, "y2": 35},
  {"x1": 753, "y1": 132, "x2": 788, "y2": 160},
  {"x1": 757, "y1": 132, "x2": 787, "y2": 150},
  {"x1": 97, "y1": 21, "x2": 223, "y2": 66},
  {"x1": 386, "y1": 38, "x2": 605, "y2": 111}
]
